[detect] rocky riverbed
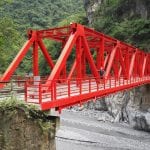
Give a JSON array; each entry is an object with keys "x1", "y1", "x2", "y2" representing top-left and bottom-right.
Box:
[
  {"x1": 56, "y1": 85, "x2": 150, "y2": 150},
  {"x1": 56, "y1": 109, "x2": 150, "y2": 150}
]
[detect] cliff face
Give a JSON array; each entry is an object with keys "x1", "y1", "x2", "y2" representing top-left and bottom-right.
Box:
[
  {"x1": 83, "y1": 0, "x2": 150, "y2": 131},
  {"x1": 0, "y1": 99, "x2": 59, "y2": 150},
  {"x1": 116, "y1": 0, "x2": 150, "y2": 19},
  {"x1": 83, "y1": 85, "x2": 150, "y2": 132},
  {"x1": 105, "y1": 85, "x2": 150, "y2": 131},
  {"x1": 84, "y1": 0, "x2": 150, "y2": 24},
  {"x1": 84, "y1": 0, "x2": 102, "y2": 24},
  {"x1": 84, "y1": 0, "x2": 150, "y2": 51}
]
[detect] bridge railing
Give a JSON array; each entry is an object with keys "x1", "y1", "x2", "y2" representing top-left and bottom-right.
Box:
[
  {"x1": 0, "y1": 75, "x2": 149, "y2": 111},
  {"x1": 0, "y1": 75, "x2": 149, "y2": 103},
  {"x1": 0, "y1": 80, "x2": 25, "y2": 99},
  {"x1": 25, "y1": 76, "x2": 150, "y2": 106}
]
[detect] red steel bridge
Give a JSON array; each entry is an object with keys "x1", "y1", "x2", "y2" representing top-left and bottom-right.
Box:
[{"x1": 0, "y1": 23, "x2": 149, "y2": 112}]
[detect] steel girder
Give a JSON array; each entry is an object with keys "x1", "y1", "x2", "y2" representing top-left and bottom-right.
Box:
[
  {"x1": 0, "y1": 23, "x2": 149, "y2": 85},
  {"x1": 0, "y1": 23, "x2": 149, "y2": 111}
]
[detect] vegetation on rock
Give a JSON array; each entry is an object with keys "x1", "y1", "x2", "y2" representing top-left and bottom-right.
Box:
[
  {"x1": 92, "y1": 0, "x2": 150, "y2": 52},
  {"x1": 0, "y1": 98, "x2": 58, "y2": 149},
  {"x1": 0, "y1": 98, "x2": 57, "y2": 133}
]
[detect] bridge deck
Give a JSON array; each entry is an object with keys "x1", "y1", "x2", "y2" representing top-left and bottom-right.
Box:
[{"x1": 26, "y1": 76, "x2": 150, "y2": 110}]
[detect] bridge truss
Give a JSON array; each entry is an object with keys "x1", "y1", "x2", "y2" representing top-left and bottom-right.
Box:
[{"x1": 0, "y1": 23, "x2": 149, "y2": 111}]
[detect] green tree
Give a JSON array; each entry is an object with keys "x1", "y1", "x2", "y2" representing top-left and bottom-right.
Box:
[
  {"x1": 92, "y1": 0, "x2": 150, "y2": 51},
  {"x1": 0, "y1": 18, "x2": 24, "y2": 74},
  {"x1": 0, "y1": 0, "x2": 86, "y2": 76},
  {"x1": 58, "y1": 13, "x2": 88, "y2": 26}
]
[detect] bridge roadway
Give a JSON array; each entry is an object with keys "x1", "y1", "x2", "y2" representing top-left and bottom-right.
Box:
[{"x1": 26, "y1": 76, "x2": 150, "y2": 110}]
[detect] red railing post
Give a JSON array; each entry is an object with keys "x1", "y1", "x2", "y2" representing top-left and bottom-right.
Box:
[
  {"x1": 53, "y1": 81, "x2": 56, "y2": 100},
  {"x1": 109, "y1": 77, "x2": 111, "y2": 88},
  {"x1": 130, "y1": 76, "x2": 131, "y2": 84},
  {"x1": 89, "y1": 78, "x2": 91, "y2": 92},
  {"x1": 96, "y1": 78, "x2": 98, "y2": 90},
  {"x1": 51, "y1": 81, "x2": 53, "y2": 101},
  {"x1": 68, "y1": 80, "x2": 70, "y2": 97},
  {"x1": 79, "y1": 79, "x2": 82, "y2": 94},
  {"x1": 104, "y1": 78, "x2": 105, "y2": 89}
]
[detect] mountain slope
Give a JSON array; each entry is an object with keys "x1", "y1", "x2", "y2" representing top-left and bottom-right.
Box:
[
  {"x1": 0, "y1": 0, "x2": 85, "y2": 31},
  {"x1": 0, "y1": 0, "x2": 85, "y2": 74}
]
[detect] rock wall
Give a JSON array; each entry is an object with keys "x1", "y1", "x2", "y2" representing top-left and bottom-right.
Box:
[
  {"x1": 106, "y1": 85, "x2": 150, "y2": 130},
  {"x1": 84, "y1": 97, "x2": 107, "y2": 111},
  {"x1": 84, "y1": 0, "x2": 150, "y2": 24},
  {"x1": 0, "y1": 99, "x2": 59, "y2": 150},
  {"x1": 83, "y1": 85, "x2": 150, "y2": 132},
  {"x1": 116, "y1": 0, "x2": 150, "y2": 19},
  {"x1": 84, "y1": 0, "x2": 102, "y2": 24}
]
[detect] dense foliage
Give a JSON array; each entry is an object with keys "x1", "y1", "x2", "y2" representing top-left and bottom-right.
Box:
[
  {"x1": 0, "y1": 0, "x2": 86, "y2": 75},
  {"x1": 1, "y1": 0, "x2": 149, "y2": 77},
  {"x1": 0, "y1": 18, "x2": 24, "y2": 74},
  {"x1": 0, "y1": 0, "x2": 85, "y2": 31},
  {"x1": 92, "y1": 0, "x2": 150, "y2": 52}
]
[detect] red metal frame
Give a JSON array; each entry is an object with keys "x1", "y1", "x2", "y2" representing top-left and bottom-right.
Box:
[{"x1": 0, "y1": 23, "x2": 149, "y2": 111}]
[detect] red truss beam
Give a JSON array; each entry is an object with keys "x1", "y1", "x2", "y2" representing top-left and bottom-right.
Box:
[
  {"x1": 0, "y1": 23, "x2": 149, "y2": 83},
  {"x1": 0, "y1": 23, "x2": 149, "y2": 111}
]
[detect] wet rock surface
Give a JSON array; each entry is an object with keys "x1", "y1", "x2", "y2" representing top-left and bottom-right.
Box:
[{"x1": 0, "y1": 99, "x2": 59, "y2": 150}]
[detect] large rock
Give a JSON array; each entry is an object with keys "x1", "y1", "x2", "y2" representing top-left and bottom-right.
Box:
[
  {"x1": 131, "y1": 112, "x2": 150, "y2": 131},
  {"x1": 126, "y1": 85, "x2": 150, "y2": 131},
  {"x1": 105, "y1": 91, "x2": 130, "y2": 122},
  {"x1": 105, "y1": 85, "x2": 150, "y2": 131},
  {"x1": 84, "y1": 97, "x2": 107, "y2": 111},
  {"x1": 0, "y1": 99, "x2": 59, "y2": 150},
  {"x1": 83, "y1": 85, "x2": 150, "y2": 131}
]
